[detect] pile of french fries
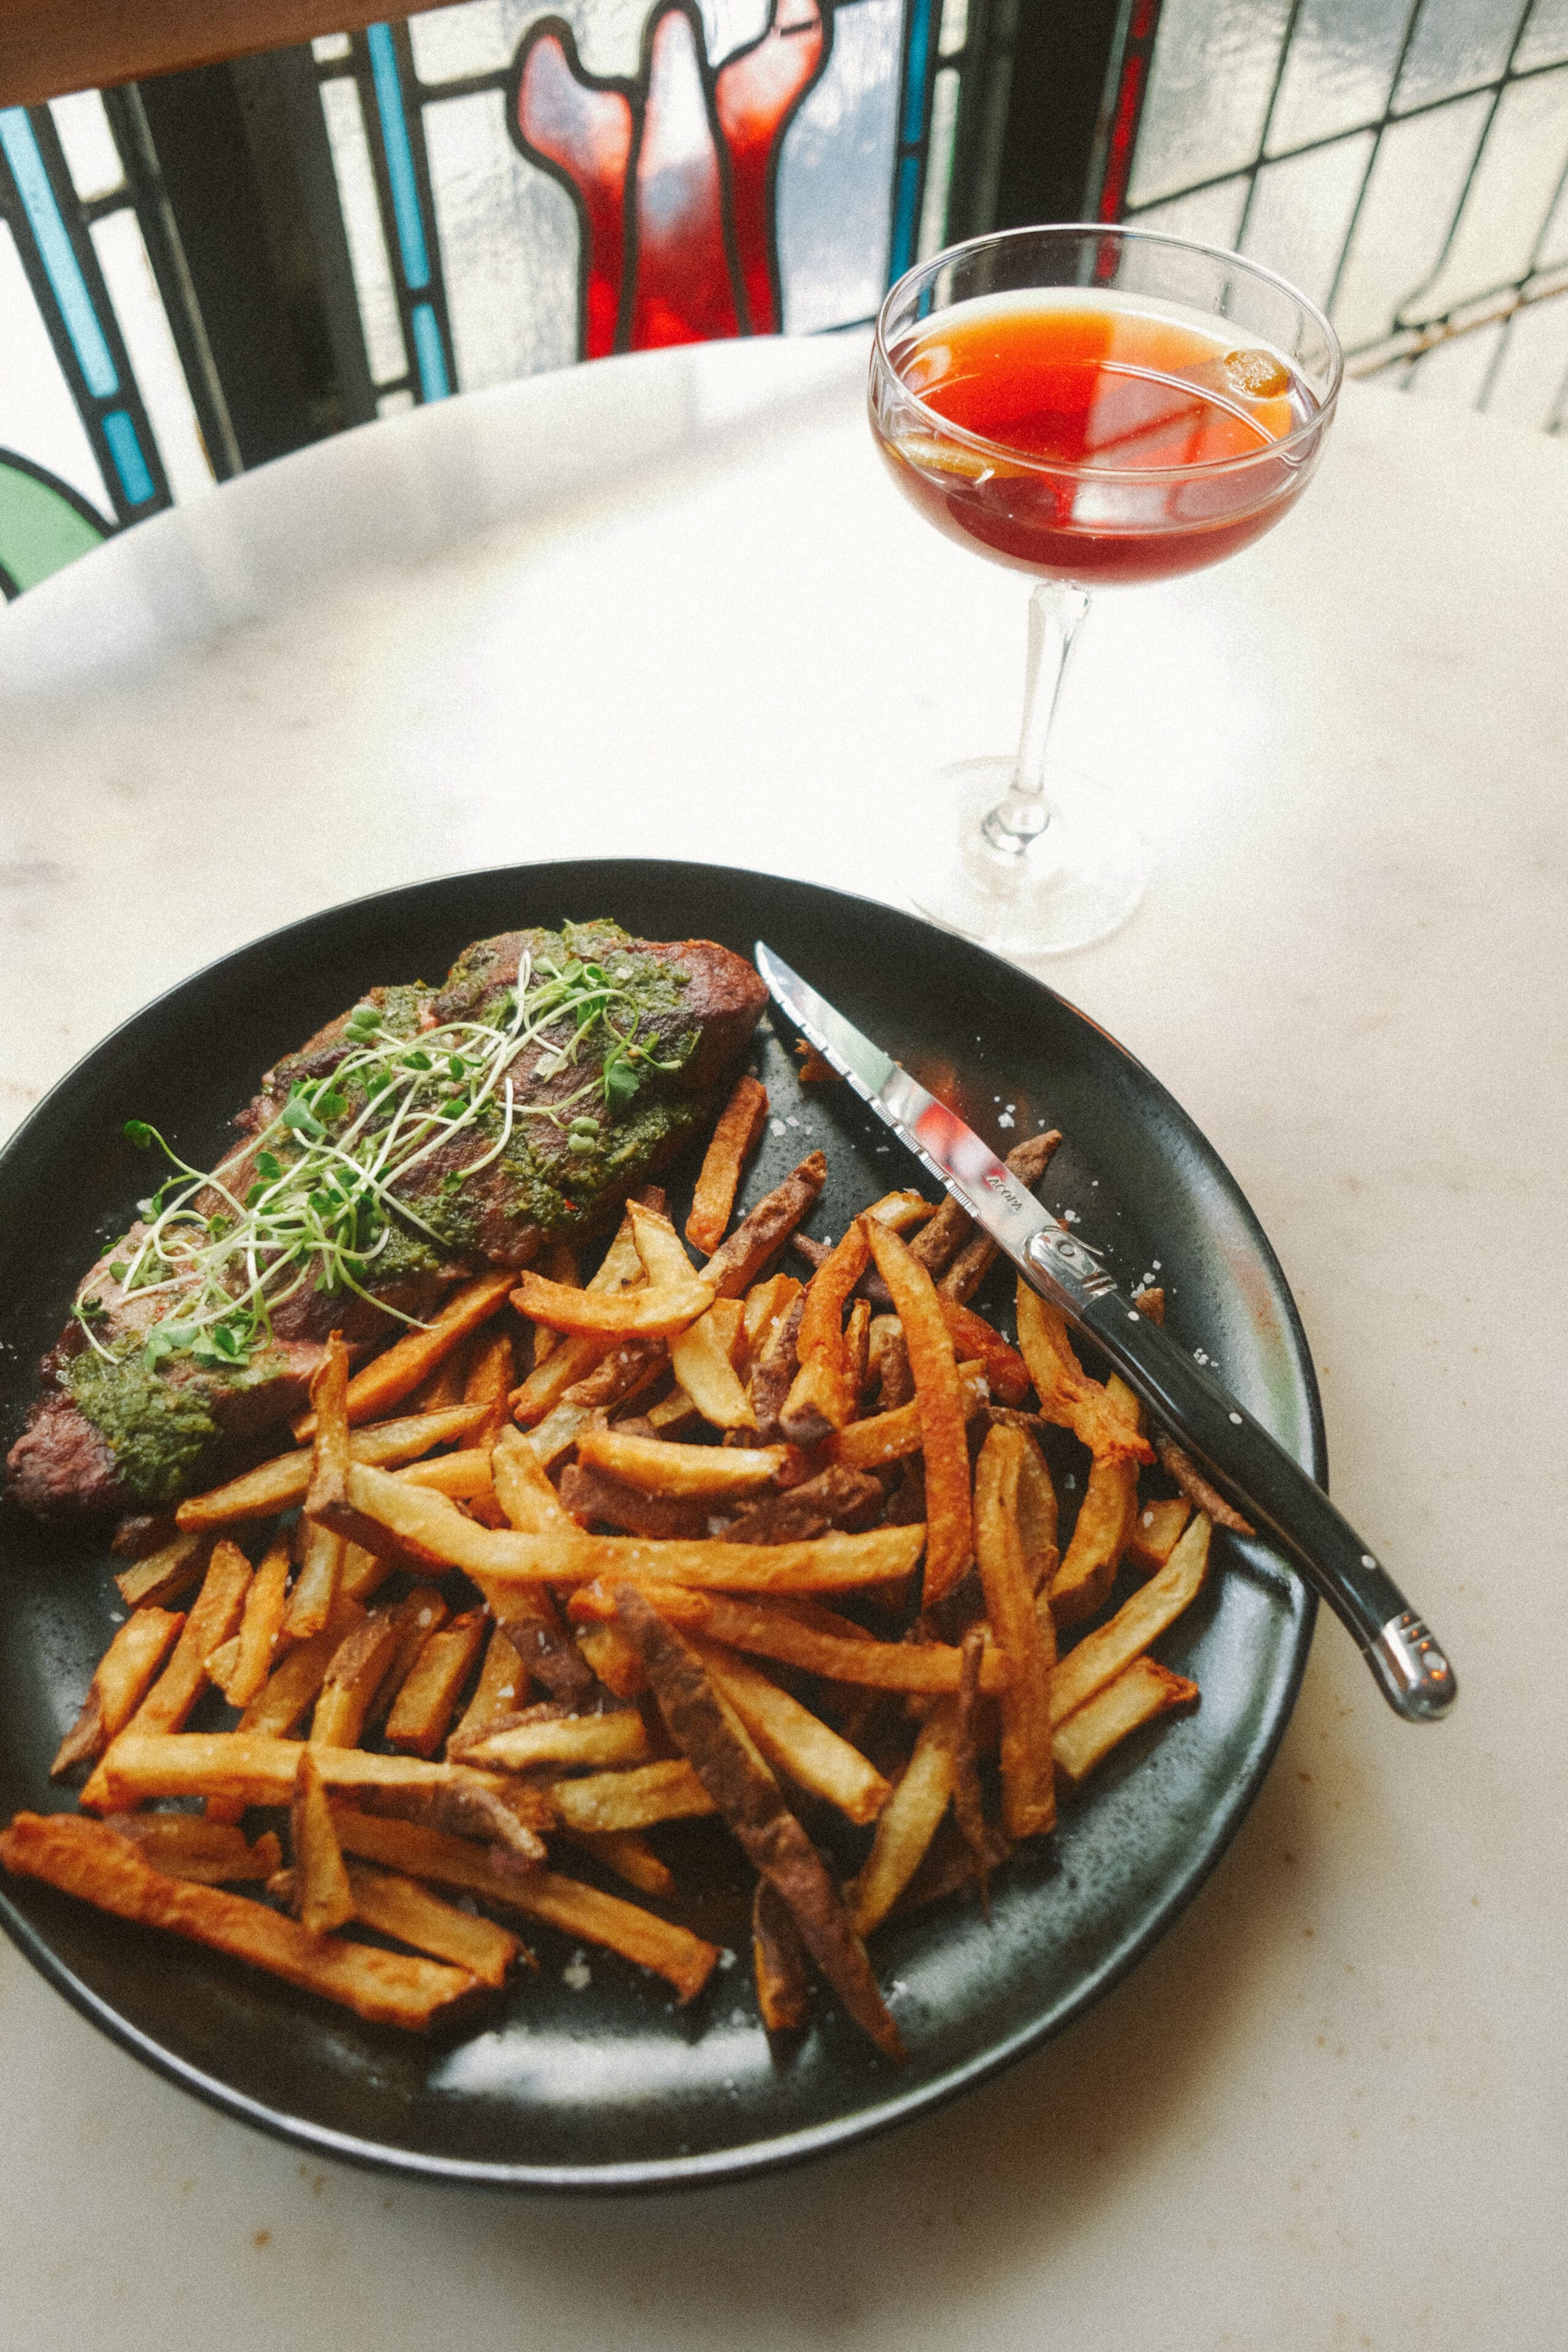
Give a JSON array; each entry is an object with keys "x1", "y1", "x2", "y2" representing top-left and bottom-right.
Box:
[{"x1": 4, "y1": 1073, "x2": 1220, "y2": 2057}]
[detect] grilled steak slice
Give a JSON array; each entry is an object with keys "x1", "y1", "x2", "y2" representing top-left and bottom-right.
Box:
[{"x1": 8, "y1": 922, "x2": 766, "y2": 1518}]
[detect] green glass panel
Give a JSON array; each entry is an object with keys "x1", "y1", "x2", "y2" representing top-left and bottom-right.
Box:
[{"x1": 0, "y1": 454, "x2": 109, "y2": 594}]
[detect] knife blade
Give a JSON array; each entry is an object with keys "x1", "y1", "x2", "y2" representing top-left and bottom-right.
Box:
[{"x1": 755, "y1": 940, "x2": 1455, "y2": 1724}]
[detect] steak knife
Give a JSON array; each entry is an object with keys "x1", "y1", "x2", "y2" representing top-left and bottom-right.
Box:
[{"x1": 755, "y1": 941, "x2": 1455, "y2": 1724}]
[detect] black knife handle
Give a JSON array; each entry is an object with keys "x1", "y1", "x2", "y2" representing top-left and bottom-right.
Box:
[{"x1": 1058, "y1": 1275, "x2": 1457, "y2": 1723}]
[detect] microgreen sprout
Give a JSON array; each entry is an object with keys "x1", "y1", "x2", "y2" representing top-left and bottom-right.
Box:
[{"x1": 92, "y1": 941, "x2": 683, "y2": 1380}]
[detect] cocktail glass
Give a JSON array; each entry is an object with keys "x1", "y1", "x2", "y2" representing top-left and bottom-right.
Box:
[{"x1": 869, "y1": 224, "x2": 1342, "y2": 955}]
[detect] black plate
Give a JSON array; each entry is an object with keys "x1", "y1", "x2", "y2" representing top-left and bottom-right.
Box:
[{"x1": 0, "y1": 860, "x2": 1319, "y2": 2191}]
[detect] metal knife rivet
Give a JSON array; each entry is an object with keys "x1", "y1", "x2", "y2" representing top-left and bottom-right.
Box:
[
  {"x1": 1361, "y1": 1554, "x2": 1376, "y2": 1569},
  {"x1": 1228, "y1": 1411, "x2": 1243, "y2": 1424},
  {"x1": 1126, "y1": 1309, "x2": 1139, "y2": 1321}
]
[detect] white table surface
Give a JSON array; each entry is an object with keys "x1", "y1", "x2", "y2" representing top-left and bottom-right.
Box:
[{"x1": 1, "y1": 333, "x2": 1564, "y2": 2352}]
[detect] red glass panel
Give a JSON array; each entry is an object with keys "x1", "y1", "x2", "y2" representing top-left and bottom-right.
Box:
[
  {"x1": 715, "y1": 0, "x2": 829, "y2": 337},
  {"x1": 629, "y1": 7, "x2": 742, "y2": 349},
  {"x1": 516, "y1": 29, "x2": 636, "y2": 359}
]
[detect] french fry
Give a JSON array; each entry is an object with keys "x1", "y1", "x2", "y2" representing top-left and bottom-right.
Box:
[
  {"x1": 511, "y1": 1330, "x2": 610, "y2": 1423},
  {"x1": 284, "y1": 1520, "x2": 347, "y2": 1642},
  {"x1": 575, "y1": 1623, "x2": 648, "y2": 1698},
  {"x1": 557, "y1": 1463, "x2": 710, "y2": 1542},
  {"x1": 102, "y1": 1813, "x2": 281, "y2": 1883},
  {"x1": 337, "y1": 1862, "x2": 520, "y2": 1986},
  {"x1": 499, "y1": 1869, "x2": 720, "y2": 2001},
  {"x1": 292, "y1": 1271, "x2": 515, "y2": 1439},
  {"x1": 722, "y1": 1464, "x2": 884, "y2": 1545},
  {"x1": 522, "y1": 1241, "x2": 578, "y2": 1370},
  {"x1": 669, "y1": 1297, "x2": 753, "y2": 1429},
  {"x1": 1053, "y1": 1656, "x2": 1199, "y2": 1785},
  {"x1": 1153, "y1": 1434, "x2": 1256, "y2": 1536},
  {"x1": 450, "y1": 1623, "x2": 528, "y2": 1743},
  {"x1": 325, "y1": 1806, "x2": 714, "y2": 1999},
  {"x1": 576, "y1": 1427, "x2": 791, "y2": 1499},
  {"x1": 740, "y1": 1273, "x2": 802, "y2": 1369},
  {"x1": 646, "y1": 1384, "x2": 701, "y2": 1434},
  {"x1": 516, "y1": 1205, "x2": 713, "y2": 1338},
  {"x1": 0, "y1": 1814, "x2": 478, "y2": 2030},
  {"x1": 524, "y1": 1398, "x2": 593, "y2": 1468},
  {"x1": 340, "y1": 1540, "x2": 400, "y2": 1605},
  {"x1": 546, "y1": 1758, "x2": 716, "y2": 1833},
  {"x1": 937, "y1": 1300, "x2": 1031, "y2": 1405},
  {"x1": 51, "y1": 1607, "x2": 186, "y2": 1777},
  {"x1": 748, "y1": 1289, "x2": 806, "y2": 1441},
  {"x1": 1005, "y1": 1430, "x2": 1057, "y2": 1597},
  {"x1": 115, "y1": 1531, "x2": 209, "y2": 1608},
  {"x1": 1014, "y1": 1284, "x2": 1156, "y2": 1466},
  {"x1": 568, "y1": 1580, "x2": 1008, "y2": 1692},
  {"x1": 868, "y1": 1314, "x2": 913, "y2": 1412},
  {"x1": 866, "y1": 1189, "x2": 938, "y2": 1234},
  {"x1": 910, "y1": 1196, "x2": 971, "y2": 1277},
  {"x1": 688, "y1": 1639, "x2": 891, "y2": 1825},
  {"x1": 753, "y1": 1877, "x2": 810, "y2": 2032},
  {"x1": 557, "y1": 1829, "x2": 674, "y2": 1900},
  {"x1": 396, "y1": 1447, "x2": 497, "y2": 1501},
  {"x1": 268, "y1": 1860, "x2": 518, "y2": 1985},
  {"x1": 614, "y1": 1584, "x2": 903, "y2": 2061},
  {"x1": 1050, "y1": 1372, "x2": 1142, "y2": 1627},
  {"x1": 702, "y1": 1152, "x2": 827, "y2": 1300},
  {"x1": 495, "y1": 1591, "x2": 600, "y2": 1705},
  {"x1": 974, "y1": 1425, "x2": 1056, "y2": 1839},
  {"x1": 780, "y1": 1222, "x2": 870, "y2": 1438},
  {"x1": 508, "y1": 1206, "x2": 649, "y2": 1423},
  {"x1": 385, "y1": 1610, "x2": 488, "y2": 1756},
  {"x1": 685, "y1": 1073, "x2": 769, "y2": 1253},
  {"x1": 326, "y1": 1806, "x2": 537, "y2": 1896},
  {"x1": 174, "y1": 1406, "x2": 484, "y2": 1531},
  {"x1": 300, "y1": 1324, "x2": 400, "y2": 1573},
  {"x1": 410, "y1": 1329, "x2": 477, "y2": 1408},
  {"x1": 951, "y1": 1627, "x2": 993, "y2": 1909},
  {"x1": 1126, "y1": 1495, "x2": 1193, "y2": 1572},
  {"x1": 108, "y1": 1537, "x2": 252, "y2": 1745},
  {"x1": 864, "y1": 1219, "x2": 973, "y2": 1604},
  {"x1": 824, "y1": 1367, "x2": 991, "y2": 1473},
  {"x1": 238, "y1": 1597, "x2": 366, "y2": 1737},
  {"x1": 560, "y1": 1338, "x2": 666, "y2": 1412},
  {"x1": 933, "y1": 1130, "x2": 1063, "y2": 1303},
  {"x1": 492, "y1": 1423, "x2": 574, "y2": 1531},
  {"x1": 211, "y1": 1531, "x2": 290, "y2": 1708},
  {"x1": 451, "y1": 1710, "x2": 651, "y2": 1773},
  {"x1": 845, "y1": 1296, "x2": 871, "y2": 1407},
  {"x1": 1047, "y1": 1512, "x2": 1211, "y2": 1728},
  {"x1": 843, "y1": 1702, "x2": 957, "y2": 1937},
  {"x1": 90, "y1": 1732, "x2": 554, "y2": 1850},
  {"x1": 337, "y1": 1459, "x2": 925, "y2": 1593},
  {"x1": 290, "y1": 1749, "x2": 354, "y2": 1934},
  {"x1": 310, "y1": 1606, "x2": 410, "y2": 1749},
  {"x1": 364, "y1": 1586, "x2": 451, "y2": 1730}
]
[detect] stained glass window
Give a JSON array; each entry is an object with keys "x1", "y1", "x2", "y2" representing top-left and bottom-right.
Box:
[
  {"x1": 1104, "y1": 0, "x2": 1568, "y2": 433},
  {"x1": 1, "y1": 0, "x2": 963, "y2": 592},
  {"x1": 306, "y1": 0, "x2": 921, "y2": 398},
  {"x1": 5, "y1": 0, "x2": 1564, "y2": 601}
]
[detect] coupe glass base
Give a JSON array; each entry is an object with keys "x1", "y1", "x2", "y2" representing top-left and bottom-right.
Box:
[{"x1": 908, "y1": 757, "x2": 1153, "y2": 956}]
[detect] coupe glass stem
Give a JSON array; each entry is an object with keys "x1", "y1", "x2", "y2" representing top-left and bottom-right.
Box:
[{"x1": 982, "y1": 579, "x2": 1091, "y2": 856}]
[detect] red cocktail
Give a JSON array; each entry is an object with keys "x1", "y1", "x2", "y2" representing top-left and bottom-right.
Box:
[{"x1": 870, "y1": 229, "x2": 1341, "y2": 952}]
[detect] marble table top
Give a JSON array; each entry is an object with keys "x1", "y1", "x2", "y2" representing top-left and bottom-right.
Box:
[{"x1": 1, "y1": 332, "x2": 1564, "y2": 2351}]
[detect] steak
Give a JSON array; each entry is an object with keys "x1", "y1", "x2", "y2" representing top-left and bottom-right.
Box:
[{"x1": 7, "y1": 922, "x2": 766, "y2": 1517}]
